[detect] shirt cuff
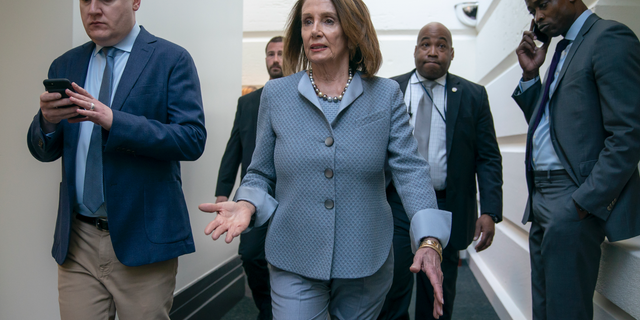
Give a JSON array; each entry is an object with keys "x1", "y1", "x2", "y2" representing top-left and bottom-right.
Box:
[
  {"x1": 42, "y1": 128, "x2": 56, "y2": 138},
  {"x1": 37, "y1": 128, "x2": 57, "y2": 148},
  {"x1": 233, "y1": 186, "x2": 278, "y2": 232},
  {"x1": 517, "y1": 76, "x2": 540, "y2": 94},
  {"x1": 409, "y1": 208, "x2": 452, "y2": 253}
]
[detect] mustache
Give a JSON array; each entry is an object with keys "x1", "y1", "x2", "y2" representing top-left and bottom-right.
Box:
[{"x1": 270, "y1": 62, "x2": 281, "y2": 68}]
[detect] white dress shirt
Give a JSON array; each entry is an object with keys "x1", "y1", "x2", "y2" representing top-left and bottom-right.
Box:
[
  {"x1": 405, "y1": 72, "x2": 448, "y2": 190},
  {"x1": 74, "y1": 23, "x2": 140, "y2": 217}
]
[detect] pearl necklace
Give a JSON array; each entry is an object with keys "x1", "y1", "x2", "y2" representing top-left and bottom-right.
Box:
[{"x1": 309, "y1": 67, "x2": 353, "y2": 103}]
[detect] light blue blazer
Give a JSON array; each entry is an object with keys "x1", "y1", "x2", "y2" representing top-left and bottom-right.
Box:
[{"x1": 235, "y1": 71, "x2": 451, "y2": 280}]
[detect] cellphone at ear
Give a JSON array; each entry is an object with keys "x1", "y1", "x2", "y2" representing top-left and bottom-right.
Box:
[{"x1": 531, "y1": 20, "x2": 550, "y2": 44}]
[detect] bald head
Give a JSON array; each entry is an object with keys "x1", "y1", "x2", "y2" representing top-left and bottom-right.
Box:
[
  {"x1": 417, "y1": 22, "x2": 452, "y2": 46},
  {"x1": 414, "y1": 22, "x2": 455, "y2": 80}
]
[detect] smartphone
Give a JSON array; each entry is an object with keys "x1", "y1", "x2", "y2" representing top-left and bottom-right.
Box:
[
  {"x1": 43, "y1": 78, "x2": 75, "y2": 99},
  {"x1": 532, "y1": 23, "x2": 550, "y2": 44},
  {"x1": 43, "y1": 78, "x2": 85, "y2": 119}
]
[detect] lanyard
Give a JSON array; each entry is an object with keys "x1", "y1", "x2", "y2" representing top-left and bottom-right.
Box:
[{"x1": 415, "y1": 71, "x2": 447, "y2": 124}]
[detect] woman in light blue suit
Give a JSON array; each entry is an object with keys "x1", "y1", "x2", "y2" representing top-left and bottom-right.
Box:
[{"x1": 200, "y1": 0, "x2": 451, "y2": 318}]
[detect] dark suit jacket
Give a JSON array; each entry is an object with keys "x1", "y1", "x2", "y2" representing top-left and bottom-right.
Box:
[
  {"x1": 215, "y1": 87, "x2": 263, "y2": 197},
  {"x1": 513, "y1": 14, "x2": 640, "y2": 242},
  {"x1": 27, "y1": 27, "x2": 207, "y2": 266},
  {"x1": 392, "y1": 71, "x2": 502, "y2": 250}
]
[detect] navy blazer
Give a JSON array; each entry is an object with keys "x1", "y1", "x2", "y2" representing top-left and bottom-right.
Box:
[
  {"x1": 234, "y1": 71, "x2": 451, "y2": 280},
  {"x1": 27, "y1": 27, "x2": 206, "y2": 266},
  {"x1": 392, "y1": 71, "x2": 502, "y2": 250},
  {"x1": 513, "y1": 14, "x2": 640, "y2": 241},
  {"x1": 215, "y1": 88, "x2": 263, "y2": 197}
]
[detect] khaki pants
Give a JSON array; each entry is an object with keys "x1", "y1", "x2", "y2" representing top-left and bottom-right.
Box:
[{"x1": 58, "y1": 218, "x2": 178, "y2": 320}]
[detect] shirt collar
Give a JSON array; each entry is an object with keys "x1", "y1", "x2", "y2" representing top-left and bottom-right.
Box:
[
  {"x1": 412, "y1": 71, "x2": 447, "y2": 88},
  {"x1": 564, "y1": 10, "x2": 592, "y2": 41},
  {"x1": 93, "y1": 22, "x2": 141, "y2": 57}
]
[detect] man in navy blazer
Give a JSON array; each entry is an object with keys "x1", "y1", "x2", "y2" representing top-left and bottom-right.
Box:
[
  {"x1": 380, "y1": 23, "x2": 502, "y2": 320},
  {"x1": 27, "y1": 1, "x2": 205, "y2": 318},
  {"x1": 514, "y1": 0, "x2": 640, "y2": 318}
]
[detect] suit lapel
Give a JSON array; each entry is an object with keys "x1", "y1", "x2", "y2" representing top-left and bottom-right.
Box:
[
  {"x1": 337, "y1": 72, "x2": 363, "y2": 116},
  {"x1": 554, "y1": 14, "x2": 600, "y2": 89},
  {"x1": 298, "y1": 71, "x2": 322, "y2": 111},
  {"x1": 445, "y1": 73, "x2": 461, "y2": 155},
  {"x1": 110, "y1": 26, "x2": 156, "y2": 112},
  {"x1": 69, "y1": 42, "x2": 95, "y2": 147},
  {"x1": 395, "y1": 70, "x2": 414, "y2": 95},
  {"x1": 64, "y1": 42, "x2": 95, "y2": 180},
  {"x1": 71, "y1": 42, "x2": 95, "y2": 88}
]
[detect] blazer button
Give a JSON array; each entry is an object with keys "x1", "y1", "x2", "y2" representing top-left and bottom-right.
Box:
[
  {"x1": 325, "y1": 168, "x2": 334, "y2": 179},
  {"x1": 325, "y1": 137, "x2": 334, "y2": 147},
  {"x1": 38, "y1": 139, "x2": 44, "y2": 148},
  {"x1": 324, "y1": 199, "x2": 334, "y2": 209}
]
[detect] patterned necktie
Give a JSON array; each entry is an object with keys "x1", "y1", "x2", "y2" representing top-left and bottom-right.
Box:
[
  {"x1": 83, "y1": 47, "x2": 116, "y2": 213},
  {"x1": 525, "y1": 39, "x2": 570, "y2": 171},
  {"x1": 414, "y1": 81, "x2": 436, "y2": 159}
]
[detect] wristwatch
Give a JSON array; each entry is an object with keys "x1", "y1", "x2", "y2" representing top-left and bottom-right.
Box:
[{"x1": 483, "y1": 213, "x2": 500, "y2": 223}]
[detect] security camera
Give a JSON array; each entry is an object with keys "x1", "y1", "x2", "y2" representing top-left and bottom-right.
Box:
[{"x1": 455, "y1": 2, "x2": 479, "y2": 27}]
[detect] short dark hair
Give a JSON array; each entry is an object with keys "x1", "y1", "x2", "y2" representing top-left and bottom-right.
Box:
[
  {"x1": 283, "y1": 0, "x2": 382, "y2": 78},
  {"x1": 265, "y1": 36, "x2": 284, "y2": 53}
]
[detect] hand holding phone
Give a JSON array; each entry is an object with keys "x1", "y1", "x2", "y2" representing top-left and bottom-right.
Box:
[
  {"x1": 43, "y1": 78, "x2": 85, "y2": 119},
  {"x1": 532, "y1": 21, "x2": 550, "y2": 44},
  {"x1": 515, "y1": 20, "x2": 551, "y2": 80}
]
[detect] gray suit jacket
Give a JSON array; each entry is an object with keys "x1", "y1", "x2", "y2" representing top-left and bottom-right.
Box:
[
  {"x1": 513, "y1": 14, "x2": 640, "y2": 242},
  {"x1": 235, "y1": 71, "x2": 451, "y2": 280}
]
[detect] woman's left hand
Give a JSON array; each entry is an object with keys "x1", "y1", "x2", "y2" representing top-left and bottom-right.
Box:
[
  {"x1": 67, "y1": 82, "x2": 114, "y2": 130},
  {"x1": 410, "y1": 246, "x2": 444, "y2": 319},
  {"x1": 200, "y1": 201, "x2": 255, "y2": 243}
]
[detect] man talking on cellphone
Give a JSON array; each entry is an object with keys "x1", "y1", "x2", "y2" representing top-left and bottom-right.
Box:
[
  {"x1": 27, "y1": 0, "x2": 206, "y2": 319},
  {"x1": 513, "y1": 0, "x2": 640, "y2": 318}
]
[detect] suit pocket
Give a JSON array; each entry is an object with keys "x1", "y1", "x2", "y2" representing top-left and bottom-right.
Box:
[
  {"x1": 129, "y1": 84, "x2": 163, "y2": 97},
  {"x1": 356, "y1": 111, "x2": 386, "y2": 128},
  {"x1": 579, "y1": 159, "x2": 597, "y2": 177},
  {"x1": 144, "y1": 181, "x2": 190, "y2": 244}
]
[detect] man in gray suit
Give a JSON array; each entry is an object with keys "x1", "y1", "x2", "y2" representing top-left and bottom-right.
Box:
[{"x1": 514, "y1": 0, "x2": 640, "y2": 318}]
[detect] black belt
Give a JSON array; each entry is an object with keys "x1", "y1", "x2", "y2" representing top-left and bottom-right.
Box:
[
  {"x1": 533, "y1": 169, "x2": 568, "y2": 178},
  {"x1": 76, "y1": 214, "x2": 109, "y2": 231},
  {"x1": 435, "y1": 189, "x2": 446, "y2": 199}
]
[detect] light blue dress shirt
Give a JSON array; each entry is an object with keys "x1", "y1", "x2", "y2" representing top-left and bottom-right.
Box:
[
  {"x1": 519, "y1": 10, "x2": 593, "y2": 171},
  {"x1": 73, "y1": 23, "x2": 141, "y2": 217}
]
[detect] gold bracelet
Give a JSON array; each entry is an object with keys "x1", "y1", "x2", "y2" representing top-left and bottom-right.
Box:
[{"x1": 419, "y1": 238, "x2": 443, "y2": 263}]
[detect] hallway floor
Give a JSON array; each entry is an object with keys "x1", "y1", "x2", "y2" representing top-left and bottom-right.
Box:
[{"x1": 221, "y1": 259, "x2": 499, "y2": 320}]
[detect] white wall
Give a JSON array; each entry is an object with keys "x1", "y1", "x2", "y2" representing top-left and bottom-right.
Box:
[
  {"x1": 0, "y1": 1, "x2": 243, "y2": 318},
  {"x1": 0, "y1": 2, "x2": 75, "y2": 319},
  {"x1": 242, "y1": 0, "x2": 477, "y2": 86}
]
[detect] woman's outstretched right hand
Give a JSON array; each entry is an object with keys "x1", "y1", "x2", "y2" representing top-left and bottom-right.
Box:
[{"x1": 200, "y1": 201, "x2": 255, "y2": 243}]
